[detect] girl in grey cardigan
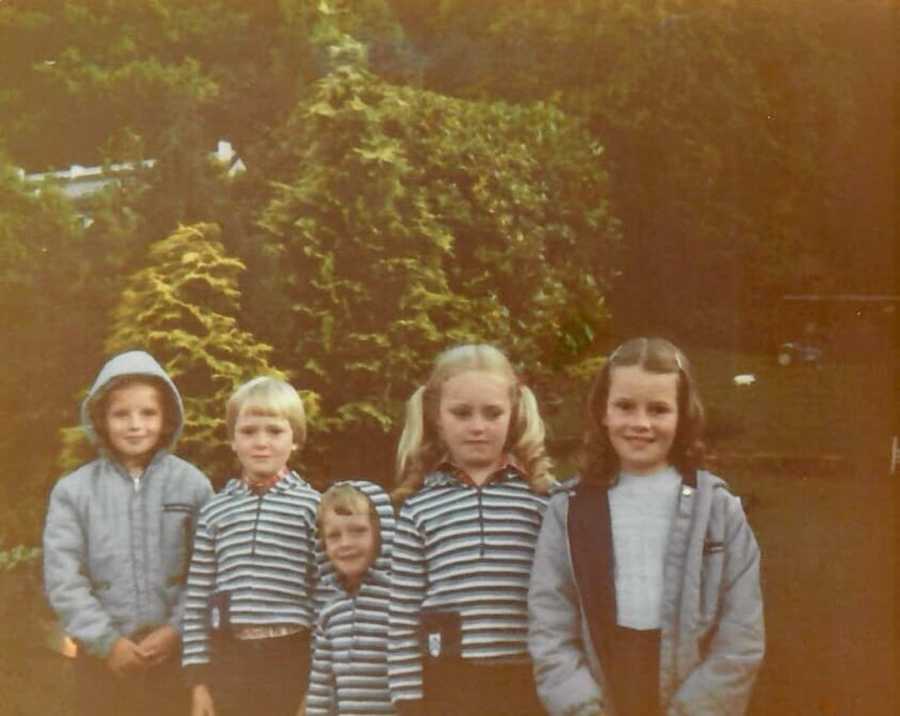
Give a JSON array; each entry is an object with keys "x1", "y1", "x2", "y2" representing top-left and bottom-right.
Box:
[{"x1": 528, "y1": 338, "x2": 764, "y2": 716}]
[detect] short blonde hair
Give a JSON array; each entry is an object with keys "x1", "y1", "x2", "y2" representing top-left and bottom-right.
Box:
[
  {"x1": 318, "y1": 483, "x2": 382, "y2": 555},
  {"x1": 226, "y1": 377, "x2": 306, "y2": 448},
  {"x1": 393, "y1": 344, "x2": 553, "y2": 505}
]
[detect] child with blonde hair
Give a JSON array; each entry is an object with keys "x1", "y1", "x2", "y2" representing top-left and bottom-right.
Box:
[
  {"x1": 388, "y1": 344, "x2": 557, "y2": 716},
  {"x1": 182, "y1": 377, "x2": 320, "y2": 716},
  {"x1": 528, "y1": 337, "x2": 764, "y2": 716},
  {"x1": 307, "y1": 480, "x2": 396, "y2": 715}
]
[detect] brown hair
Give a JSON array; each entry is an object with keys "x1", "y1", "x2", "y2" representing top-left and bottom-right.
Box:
[
  {"x1": 88, "y1": 375, "x2": 179, "y2": 456},
  {"x1": 581, "y1": 337, "x2": 705, "y2": 486}
]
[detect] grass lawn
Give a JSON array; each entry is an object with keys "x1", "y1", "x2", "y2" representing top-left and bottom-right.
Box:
[
  {"x1": 732, "y1": 467, "x2": 896, "y2": 715},
  {"x1": 671, "y1": 346, "x2": 896, "y2": 715}
]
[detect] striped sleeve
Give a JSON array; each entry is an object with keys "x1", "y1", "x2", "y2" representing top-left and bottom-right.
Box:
[
  {"x1": 181, "y1": 500, "x2": 217, "y2": 684},
  {"x1": 307, "y1": 614, "x2": 337, "y2": 715},
  {"x1": 388, "y1": 505, "x2": 428, "y2": 704}
]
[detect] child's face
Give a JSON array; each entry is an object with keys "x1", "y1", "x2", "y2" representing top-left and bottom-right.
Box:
[
  {"x1": 231, "y1": 409, "x2": 296, "y2": 481},
  {"x1": 105, "y1": 383, "x2": 165, "y2": 471},
  {"x1": 322, "y1": 509, "x2": 378, "y2": 589},
  {"x1": 603, "y1": 365, "x2": 679, "y2": 475},
  {"x1": 437, "y1": 369, "x2": 512, "y2": 477}
]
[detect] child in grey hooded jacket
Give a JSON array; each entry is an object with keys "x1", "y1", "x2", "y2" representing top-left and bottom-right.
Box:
[{"x1": 43, "y1": 350, "x2": 213, "y2": 716}]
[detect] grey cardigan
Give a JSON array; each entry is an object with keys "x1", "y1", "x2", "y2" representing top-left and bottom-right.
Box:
[{"x1": 528, "y1": 470, "x2": 764, "y2": 716}]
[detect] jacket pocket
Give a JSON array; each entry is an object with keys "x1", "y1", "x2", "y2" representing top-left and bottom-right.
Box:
[{"x1": 699, "y1": 540, "x2": 726, "y2": 619}]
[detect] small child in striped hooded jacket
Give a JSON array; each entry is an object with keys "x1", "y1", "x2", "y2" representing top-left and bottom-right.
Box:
[{"x1": 306, "y1": 480, "x2": 397, "y2": 716}]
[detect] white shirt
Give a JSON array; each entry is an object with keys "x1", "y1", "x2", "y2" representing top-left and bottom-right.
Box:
[{"x1": 609, "y1": 466, "x2": 681, "y2": 629}]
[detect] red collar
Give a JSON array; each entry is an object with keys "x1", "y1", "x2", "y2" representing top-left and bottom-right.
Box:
[{"x1": 243, "y1": 468, "x2": 289, "y2": 495}]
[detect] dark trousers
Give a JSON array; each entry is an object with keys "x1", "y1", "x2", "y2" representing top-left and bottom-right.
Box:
[
  {"x1": 74, "y1": 649, "x2": 187, "y2": 716},
  {"x1": 209, "y1": 630, "x2": 311, "y2": 716},
  {"x1": 605, "y1": 626, "x2": 662, "y2": 716},
  {"x1": 422, "y1": 657, "x2": 543, "y2": 716}
]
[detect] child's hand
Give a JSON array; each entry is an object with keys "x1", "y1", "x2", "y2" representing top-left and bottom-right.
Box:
[
  {"x1": 105, "y1": 637, "x2": 149, "y2": 675},
  {"x1": 192, "y1": 684, "x2": 216, "y2": 716},
  {"x1": 136, "y1": 624, "x2": 180, "y2": 665}
]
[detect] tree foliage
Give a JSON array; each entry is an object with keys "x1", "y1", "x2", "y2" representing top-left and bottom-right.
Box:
[
  {"x1": 0, "y1": 0, "x2": 408, "y2": 171},
  {"x1": 390, "y1": 0, "x2": 861, "y2": 346},
  {"x1": 257, "y1": 44, "x2": 619, "y2": 478},
  {"x1": 0, "y1": 160, "x2": 106, "y2": 545}
]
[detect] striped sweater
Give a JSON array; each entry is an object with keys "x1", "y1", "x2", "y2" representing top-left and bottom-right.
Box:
[
  {"x1": 181, "y1": 471, "x2": 320, "y2": 684},
  {"x1": 387, "y1": 468, "x2": 554, "y2": 705},
  {"x1": 307, "y1": 571, "x2": 395, "y2": 716},
  {"x1": 308, "y1": 480, "x2": 397, "y2": 716}
]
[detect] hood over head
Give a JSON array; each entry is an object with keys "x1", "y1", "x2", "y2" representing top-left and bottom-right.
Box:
[
  {"x1": 81, "y1": 350, "x2": 184, "y2": 452},
  {"x1": 319, "y1": 479, "x2": 396, "y2": 580}
]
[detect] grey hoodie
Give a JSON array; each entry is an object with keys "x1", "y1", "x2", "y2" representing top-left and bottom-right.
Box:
[{"x1": 43, "y1": 351, "x2": 213, "y2": 658}]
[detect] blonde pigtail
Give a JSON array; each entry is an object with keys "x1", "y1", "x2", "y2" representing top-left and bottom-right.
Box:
[
  {"x1": 392, "y1": 385, "x2": 433, "y2": 507},
  {"x1": 509, "y1": 384, "x2": 554, "y2": 494}
]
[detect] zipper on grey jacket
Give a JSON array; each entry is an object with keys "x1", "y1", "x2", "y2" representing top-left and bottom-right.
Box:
[{"x1": 129, "y1": 482, "x2": 145, "y2": 625}]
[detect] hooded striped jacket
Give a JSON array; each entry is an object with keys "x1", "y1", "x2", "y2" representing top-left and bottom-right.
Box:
[{"x1": 307, "y1": 480, "x2": 397, "y2": 716}]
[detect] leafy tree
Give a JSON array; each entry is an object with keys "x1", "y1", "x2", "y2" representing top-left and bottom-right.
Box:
[
  {"x1": 0, "y1": 0, "x2": 410, "y2": 172},
  {"x1": 0, "y1": 0, "x2": 216, "y2": 169},
  {"x1": 257, "y1": 43, "x2": 619, "y2": 480},
  {"x1": 0, "y1": 159, "x2": 110, "y2": 545},
  {"x1": 58, "y1": 222, "x2": 307, "y2": 485},
  {"x1": 390, "y1": 0, "x2": 860, "y2": 348}
]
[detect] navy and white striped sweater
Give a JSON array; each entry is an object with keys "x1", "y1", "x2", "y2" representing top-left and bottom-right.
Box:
[
  {"x1": 307, "y1": 571, "x2": 395, "y2": 716},
  {"x1": 181, "y1": 471, "x2": 320, "y2": 684},
  {"x1": 308, "y1": 479, "x2": 397, "y2": 715},
  {"x1": 387, "y1": 468, "x2": 554, "y2": 704}
]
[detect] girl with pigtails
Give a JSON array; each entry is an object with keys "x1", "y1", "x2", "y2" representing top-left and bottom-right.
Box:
[{"x1": 387, "y1": 344, "x2": 559, "y2": 716}]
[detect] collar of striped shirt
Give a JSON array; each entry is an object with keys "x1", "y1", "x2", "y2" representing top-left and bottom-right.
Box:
[
  {"x1": 427, "y1": 459, "x2": 524, "y2": 488},
  {"x1": 226, "y1": 469, "x2": 308, "y2": 496}
]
